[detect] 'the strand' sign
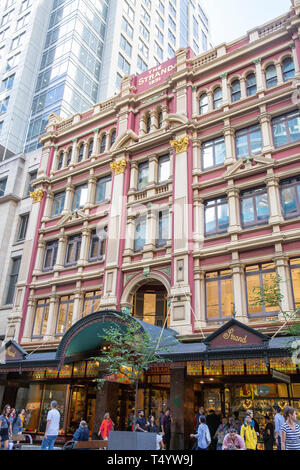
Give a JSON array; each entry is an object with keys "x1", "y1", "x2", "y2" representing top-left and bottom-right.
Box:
[{"x1": 133, "y1": 57, "x2": 177, "y2": 93}]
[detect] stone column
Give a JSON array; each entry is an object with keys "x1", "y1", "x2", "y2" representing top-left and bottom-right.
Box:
[
  {"x1": 223, "y1": 123, "x2": 235, "y2": 165},
  {"x1": 240, "y1": 77, "x2": 247, "y2": 100},
  {"x1": 192, "y1": 137, "x2": 201, "y2": 172},
  {"x1": 226, "y1": 186, "x2": 241, "y2": 233},
  {"x1": 78, "y1": 224, "x2": 91, "y2": 266},
  {"x1": 220, "y1": 72, "x2": 229, "y2": 107},
  {"x1": 207, "y1": 90, "x2": 213, "y2": 112},
  {"x1": 258, "y1": 109, "x2": 273, "y2": 153},
  {"x1": 292, "y1": 38, "x2": 300, "y2": 77},
  {"x1": 139, "y1": 116, "x2": 146, "y2": 136},
  {"x1": 86, "y1": 175, "x2": 97, "y2": 207},
  {"x1": 123, "y1": 215, "x2": 135, "y2": 263},
  {"x1": 275, "y1": 61, "x2": 284, "y2": 85},
  {"x1": 266, "y1": 175, "x2": 283, "y2": 225},
  {"x1": 92, "y1": 129, "x2": 99, "y2": 158},
  {"x1": 62, "y1": 182, "x2": 74, "y2": 214},
  {"x1": 150, "y1": 109, "x2": 157, "y2": 132},
  {"x1": 33, "y1": 237, "x2": 46, "y2": 275},
  {"x1": 69, "y1": 138, "x2": 78, "y2": 167},
  {"x1": 148, "y1": 154, "x2": 158, "y2": 186},
  {"x1": 170, "y1": 366, "x2": 194, "y2": 450},
  {"x1": 193, "y1": 197, "x2": 204, "y2": 251},
  {"x1": 193, "y1": 266, "x2": 206, "y2": 329},
  {"x1": 162, "y1": 105, "x2": 168, "y2": 127},
  {"x1": 231, "y1": 258, "x2": 248, "y2": 322},
  {"x1": 45, "y1": 294, "x2": 59, "y2": 338},
  {"x1": 71, "y1": 286, "x2": 84, "y2": 325},
  {"x1": 54, "y1": 231, "x2": 67, "y2": 271},
  {"x1": 143, "y1": 208, "x2": 156, "y2": 259},
  {"x1": 51, "y1": 146, "x2": 59, "y2": 174},
  {"x1": 254, "y1": 58, "x2": 264, "y2": 93},
  {"x1": 129, "y1": 161, "x2": 138, "y2": 192},
  {"x1": 192, "y1": 86, "x2": 198, "y2": 118},
  {"x1": 22, "y1": 294, "x2": 36, "y2": 342},
  {"x1": 42, "y1": 191, "x2": 54, "y2": 221}
]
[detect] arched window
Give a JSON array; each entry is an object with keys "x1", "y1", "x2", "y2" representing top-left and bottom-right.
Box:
[
  {"x1": 265, "y1": 65, "x2": 277, "y2": 89},
  {"x1": 88, "y1": 139, "x2": 93, "y2": 158},
  {"x1": 213, "y1": 87, "x2": 222, "y2": 109},
  {"x1": 158, "y1": 110, "x2": 163, "y2": 128},
  {"x1": 146, "y1": 115, "x2": 151, "y2": 133},
  {"x1": 100, "y1": 134, "x2": 107, "y2": 153},
  {"x1": 78, "y1": 143, "x2": 84, "y2": 162},
  {"x1": 231, "y1": 80, "x2": 241, "y2": 102},
  {"x1": 282, "y1": 57, "x2": 295, "y2": 82},
  {"x1": 199, "y1": 93, "x2": 208, "y2": 115},
  {"x1": 57, "y1": 153, "x2": 64, "y2": 170},
  {"x1": 66, "y1": 149, "x2": 72, "y2": 166},
  {"x1": 110, "y1": 129, "x2": 116, "y2": 147},
  {"x1": 246, "y1": 73, "x2": 257, "y2": 96}
]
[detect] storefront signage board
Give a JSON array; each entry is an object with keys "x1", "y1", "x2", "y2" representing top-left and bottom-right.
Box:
[
  {"x1": 272, "y1": 369, "x2": 291, "y2": 384},
  {"x1": 133, "y1": 56, "x2": 177, "y2": 93}
]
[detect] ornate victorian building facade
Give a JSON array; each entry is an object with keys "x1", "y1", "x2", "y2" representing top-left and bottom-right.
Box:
[{"x1": 1, "y1": 1, "x2": 300, "y2": 448}]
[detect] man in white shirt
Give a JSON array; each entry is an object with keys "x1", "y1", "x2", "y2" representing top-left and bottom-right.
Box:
[
  {"x1": 274, "y1": 405, "x2": 285, "y2": 450},
  {"x1": 41, "y1": 401, "x2": 60, "y2": 450}
]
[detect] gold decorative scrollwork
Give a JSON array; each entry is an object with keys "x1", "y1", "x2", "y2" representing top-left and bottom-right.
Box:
[
  {"x1": 30, "y1": 189, "x2": 44, "y2": 203},
  {"x1": 110, "y1": 157, "x2": 127, "y2": 175},
  {"x1": 170, "y1": 136, "x2": 189, "y2": 154}
]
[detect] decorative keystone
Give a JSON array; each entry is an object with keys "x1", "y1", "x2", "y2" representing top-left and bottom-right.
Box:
[
  {"x1": 30, "y1": 189, "x2": 44, "y2": 203},
  {"x1": 110, "y1": 157, "x2": 127, "y2": 175},
  {"x1": 170, "y1": 135, "x2": 190, "y2": 154}
]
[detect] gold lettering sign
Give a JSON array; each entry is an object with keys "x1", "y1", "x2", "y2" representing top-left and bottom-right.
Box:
[
  {"x1": 7, "y1": 347, "x2": 16, "y2": 358},
  {"x1": 223, "y1": 328, "x2": 248, "y2": 344},
  {"x1": 170, "y1": 136, "x2": 189, "y2": 154}
]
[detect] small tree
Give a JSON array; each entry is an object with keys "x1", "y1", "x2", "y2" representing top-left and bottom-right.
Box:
[
  {"x1": 93, "y1": 313, "x2": 172, "y2": 430},
  {"x1": 251, "y1": 274, "x2": 300, "y2": 341}
]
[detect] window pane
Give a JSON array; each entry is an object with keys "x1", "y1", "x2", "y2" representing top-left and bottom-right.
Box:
[
  {"x1": 288, "y1": 115, "x2": 300, "y2": 141},
  {"x1": 215, "y1": 140, "x2": 226, "y2": 165},
  {"x1": 281, "y1": 187, "x2": 297, "y2": 215},
  {"x1": 220, "y1": 277, "x2": 233, "y2": 317},
  {"x1": 158, "y1": 158, "x2": 170, "y2": 182},
  {"x1": 137, "y1": 163, "x2": 148, "y2": 190},
  {"x1": 249, "y1": 129, "x2": 262, "y2": 154},
  {"x1": 218, "y1": 204, "x2": 229, "y2": 230},
  {"x1": 33, "y1": 306, "x2": 43, "y2": 336},
  {"x1": 205, "y1": 206, "x2": 216, "y2": 233},
  {"x1": 236, "y1": 134, "x2": 248, "y2": 158},
  {"x1": 242, "y1": 197, "x2": 255, "y2": 224},
  {"x1": 255, "y1": 193, "x2": 269, "y2": 221},
  {"x1": 66, "y1": 301, "x2": 74, "y2": 331},
  {"x1": 202, "y1": 145, "x2": 213, "y2": 169},
  {"x1": 206, "y1": 280, "x2": 219, "y2": 318},
  {"x1": 246, "y1": 274, "x2": 261, "y2": 314},
  {"x1": 273, "y1": 122, "x2": 288, "y2": 147},
  {"x1": 291, "y1": 266, "x2": 300, "y2": 308},
  {"x1": 41, "y1": 306, "x2": 49, "y2": 336},
  {"x1": 134, "y1": 218, "x2": 146, "y2": 251},
  {"x1": 56, "y1": 303, "x2": 67, "y2": 334}
]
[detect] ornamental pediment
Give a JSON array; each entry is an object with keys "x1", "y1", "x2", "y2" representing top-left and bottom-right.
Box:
[
  {"x1": 111, "y1": 129, "x2": 139, "y2": 152},
  {"x1": 57, "y1": 209, "x2": 87, "y2": 227},
  {"x1": 224, "y1": 155, "x2": 274, "y2": 179}
]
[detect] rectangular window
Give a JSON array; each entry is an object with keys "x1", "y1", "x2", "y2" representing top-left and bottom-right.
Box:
[
  {"x1": 205, "y1": 197, "x2": 229, "y2": 235},
  {"x1": 51, "y1": 192, "x2": 65, "y2": 217},
  {"x1": 89, "y1": 229, "x2": 106, "y2": 261},
  {"x1": 118, "y1": 53, "x2": 130, "y2": 75},
  {"x1": 134, "y1": 216, "x2": 146, "y2": 252},
  {"x1": 120, "y1": 34, "x2": 132, "y2": 57},
  {"x1": 11, "y1": 32, "x2": 25, "y2": 50},
  {"x1": 43, "y1": 240, "x2": 58, "y2": 271},
  {"x1": 65, "y1": 235, "x2": 82, "y2": 266},
  {"x1": 32, "y1": 299, "x2": 50, "y2": 337},
  {"x1": 245, "y1": 263, "x2": 279, "y2": 318},
  {"x1": 0, "y1": 27, "x2": 10, "y2": 42},
  {"x1": 290, "y1": 258, "x2": 300, "y2": 309},
  {"x1": 156, "y1": 210, "x2": 169, "y2": 247},
  {"x1": 16, "y1": 213, "x2": 29, "y2": 241},
  {"x1": 169, "y1": 2, "x2": 176, "y2": 17},
  {"x1": 20, "y1": 0, "x2": 32, "y2": 13},
  {"x1": 26, "y1": 169, "x2": 37, "y2": 196},
  {"x1": 280, "y1": 176, "x2": 300, "y2": 219},
  {"x1": 0, "y1": 96, "x2": 10, "y2": 114},
  {"x1": 137, "y1": 55, "x2": 147, "y2": 72},
  {"x1": 235, "y1": 125, "x2": 262, "y2": 158},
  {"x1": 0, "y1": 74, "x2": 15, "y2": 93},
  {"x1": 6, "y1": 52, "x2": 21, "y2": 71},
  {"x1": 121, "y1": 16, "x2": 133, "y2": 39},
  {"x1": 82, "y1": 291, "x2": 102, "y2": 317},
  {"x1": 169, "y1": 15, "x2": 176, "y2": 31},
  {"x1": 16, "y1": 12, "x2": 30, "y2": 30},
  {"x1": 158, "y1": 155, "x2": 170, "y2": 183},
  {"x1": 137, "y1": 161, "x2": 149, "y2": 190},
  {"x1": 139, "y1": 23, "x2": 150, "y2": 41},
  {"x1": 138, "y1": 38, "x2": 149, "y2": 59},
  {"x1": 202, "y1": 31, "x2": 207, "y2": 51},
  {"x1": 205, "y1": 270, "x2": 233, "y2": 321},
  {"x1": 141, "y1": 6, "x2": 150, "y2": 25},
  {"x1": 6, "y1": 256, "x2": 21, "y2": 305},
  {"x1": 0, "y1": 177, "x2": 7, "y2": 197},
  {"x1": 55, "y1": 295, "x2": 74, "y2": 335},
  {"x1": 202, "y1": 137, "x2": 226, "y2": 170},
  {"x1": 1, "y1": 10, "x2": 14, "y2": 27},
  {"x1": 156, "y1": 12, "x2": 164, "y2": 29},
  {"x1": 116, "y1": 72, "x2": 123, "y2": 89},
  {"x1": 155, "y1": 41, "x2": 163, "y2": 60},
  {"x1": 123, "y1": 0, "x2": 135, "y2": 21},
  {"x1": 95, "y1": 176, "x2": 112, "y2": 203},
  {"x1": 158, "y1": 1, "x2": 165, "y2": 14},
  {"x1": 168, "y1": 29, "x2": 175, "y2": 46},
  {"x1": 156, "y1": 26, "x2": 163, "y2": 44},
  {"x1": 72, "y1": 184, "x2": 88, "y2": 210},
  {"x1": 272, "y1": 111, "x2": 300, "y2": 148},
  {"x1": 240, "y1": 187, "x2": 269, "y2": 227}
]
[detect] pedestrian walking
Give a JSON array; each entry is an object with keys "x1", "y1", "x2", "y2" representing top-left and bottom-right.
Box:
[
  {"x1": 41, "y1": 400, "x2": 60, "y2": 450},
  {"x1": 229, "y1": 411, "x2": 241, "y2": 434},
  {"x1": 206, "y1": 409, "x2": 220, "y2": 450},
  {"x1": 190, "y1": 415, "x2": 211, "y2": 450},
  {"x1": 161, "y1": 408, "x2": 172, "y2": 450},
  {"x1": 12, "y1": 409, "x2": 26, "y2": 435},
  {"x1": 73, "y1": 420, "x2": 89, "y2": 442},
  {"x1": 263, "y1": 415, "x2": 275, "y2": 450},
  {"x1": 135, "y1": 410, "x2": 148, "y2": 432},
  {"x1": 147, "y1": 414, "x2": 158, "y2": 433},
  {"x1": 0, "y1": 404, "x2": 12, "y2": 450},
  {"x1": 240, "y1": 413, "x2": 257, "y2": 450},
  {"x1": 215, "y1": 417, "x2": 229, "y2": 450},
  {"x1": 158, "y1": 411, "x2": 164, "y2": 433},
  {"x1": 247, "y1": 409, "x2": 260, "y2": 437},
  {"x1": 281, "y1": 406, "x2": 300, "y2": 450},
  {"x1": 98, "y1": 412, "x2": 114, "y2": 440},
  {"x1": 273, "y1": 404, "x2": 285, "y2": 450},
  {"x1": 222, "y1": 427, "x2": 246, "y2": 450}
]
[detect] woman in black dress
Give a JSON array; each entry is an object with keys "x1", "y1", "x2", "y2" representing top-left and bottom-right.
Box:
[{"x1": 263, "y1": 415, "x2": 275, "y2": 450}]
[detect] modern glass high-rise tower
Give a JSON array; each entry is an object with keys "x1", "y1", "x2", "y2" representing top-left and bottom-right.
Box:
[{"x1": 0, "y1": 0, "x2": 211, "y2": 155}]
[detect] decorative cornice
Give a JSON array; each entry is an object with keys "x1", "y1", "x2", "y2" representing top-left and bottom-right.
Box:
[
  {"x1": 30, "y1": 189, "x2": 44, "y2": 203},
  {"x1": 110, "y1": 157, "x2": 127, "y2": 175},
  {"x1": 170, "y1": 135, "x2": 189, "y2": 154}
]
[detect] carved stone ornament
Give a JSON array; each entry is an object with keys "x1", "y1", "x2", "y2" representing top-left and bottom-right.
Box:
[
  {"x1": 30, "y1": 189, "x2": 44, "y2": 203},
  {"x1": 110, "y1": 157, "x2": 127, "y2": 175},
  {"x1": 170, "y1": 135, "x2": 189, "y2": 154}
]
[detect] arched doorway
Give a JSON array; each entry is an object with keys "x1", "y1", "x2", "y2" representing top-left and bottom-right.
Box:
[{"x1": 130, "y1": 280, "x2": 169, "y2": 328}]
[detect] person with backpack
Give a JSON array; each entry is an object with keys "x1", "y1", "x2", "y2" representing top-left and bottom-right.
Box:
[
  {"x1": 0, "y1": 404, "x2": 12, "y2": 450},
  {"x1": 215, "y1": 417, "x2": 229, "y2": 450},
  {"x1": 73, "y1": 420, "x2": 89, "y2": 442},
  {"x1": 12, "y1": 409, "x2": 25, "y2": 435},
  {"x1": 263, "y1": 415, "x2": 275, "y2": 450},
  {"x1": 190, "y1": 415, "x2": 211, "y2": 450},
  {"x1": 240, "y1": 413, "x2": 257, "y2": 450}
]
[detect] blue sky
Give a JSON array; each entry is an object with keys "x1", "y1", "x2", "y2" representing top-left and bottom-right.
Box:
[{"x1": 202, "y1": 0, "x2": 292, "y2": 46}]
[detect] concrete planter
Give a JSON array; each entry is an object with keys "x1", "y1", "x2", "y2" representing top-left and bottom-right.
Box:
[{"x1": 108, "y1": 431, "x2": 157, "y2": 450}]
